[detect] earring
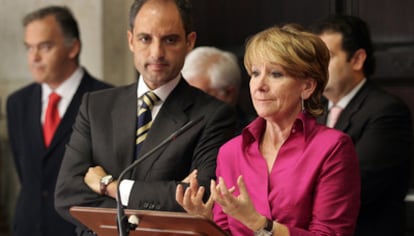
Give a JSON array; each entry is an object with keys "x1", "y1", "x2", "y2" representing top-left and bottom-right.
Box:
[{"x1": 301, "y1": 95, "x2": 305, "y2": 113}]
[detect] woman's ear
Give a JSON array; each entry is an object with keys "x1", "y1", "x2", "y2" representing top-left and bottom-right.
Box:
[{"x1": 301, "y1": 78, "x2": 317, "y2": 100}]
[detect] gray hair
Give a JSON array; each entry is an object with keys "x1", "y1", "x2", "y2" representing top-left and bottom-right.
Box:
[{"x1": 182, "y1": 46, "x2": 241, "y2": 91}]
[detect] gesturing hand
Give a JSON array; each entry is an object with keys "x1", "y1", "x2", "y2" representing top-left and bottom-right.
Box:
[
  {"x1": 212, "y1": 175, "x2": 265, "y2": 231},
  {"x1": 176, "y1": 169, "x2": 214, "y2": 219}
]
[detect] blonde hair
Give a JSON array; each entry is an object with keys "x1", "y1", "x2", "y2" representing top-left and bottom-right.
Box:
[{"x1": 244, "y1": 24, "x2": 330, "y2": 117}]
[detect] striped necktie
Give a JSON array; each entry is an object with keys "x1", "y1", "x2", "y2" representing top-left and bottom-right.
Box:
[{"x1": 136, "y1": 91, "x2": 160, "y2": 157}]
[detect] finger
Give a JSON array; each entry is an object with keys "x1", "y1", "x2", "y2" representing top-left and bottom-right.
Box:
[
  {"x1": 194, "y1": 186, "x2": 205, "y2": 203},
  {"x1": 182, "y1": 186, "x2": 194, "y2": 210},
  {"x1": 237, "y1": 175, "x2": 248, "y2": 197},
  {"x1": 189, "y1": 174, "x2": 199, "y2": 194},
  {"x1": 176, "y1": 184, "x2": 184, "y2": 206}
]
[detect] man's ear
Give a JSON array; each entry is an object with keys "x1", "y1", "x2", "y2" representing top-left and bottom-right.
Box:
[
  {"x1": 68, "y1": 39, "x2": 81, "y2": 59},
  {"x1": 186, "y1": 32, "x2": 197, "y2": 53},
  {"x1": 127, "y1": 30, "x2": 134, "y2": 52},
  {"x1": 351, "y1": 49, "x2": 366, "y2": 71}
]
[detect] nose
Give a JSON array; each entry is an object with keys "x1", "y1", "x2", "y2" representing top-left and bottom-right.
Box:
[
  {"x1": 28, "y1": 47, "x2": 41, "y2": 63},
  {"x1": 150, "y1": 40, "x2": 165, "y2": 60},
  {"x1": 255, "y1": 73, "x2": 269, "y2": 90}
]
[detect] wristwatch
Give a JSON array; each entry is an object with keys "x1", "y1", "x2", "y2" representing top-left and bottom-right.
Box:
[
  {"x1": 100, "y1": 175, "x2": 113, "y2": 195},
  {"x1": 254, "y1": 218, "x2": 274, "y2": 236}
]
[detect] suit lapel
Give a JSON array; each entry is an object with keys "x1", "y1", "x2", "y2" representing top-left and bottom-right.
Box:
[
  {"x1": 335, "y1": 82, "x2": 371, "y2": 131},
  {"x1": 112, "y1": 83, "x2": 139, "y2": 169},
  {"x1": 47, "y1": 73, "x2": 93, "y2": 152},
  {"x1": 27, "y1": 85, "x2": 47, "y2": 154},
  {"x1": 135, "y1": 80, "x2": 193, "y2": 177}
]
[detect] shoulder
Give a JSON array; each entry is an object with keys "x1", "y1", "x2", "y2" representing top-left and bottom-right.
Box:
[
  {"x1": 363, "y1": 81, "x2": 408, "y2": 109},
  {"x1": 309, "y1": 124, "x2": 354, "y2": 150},
  {"x1": 82, "y1": 70, "x2": 113, "y2": 90},
  {"x1": 7, "y1": 82, "x2": 39, "y2": 104}
]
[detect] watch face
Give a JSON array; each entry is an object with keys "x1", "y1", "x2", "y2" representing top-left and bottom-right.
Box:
[
  {"x1": 254, "y1": 230, "x2": 272, "y2": 236},
  {"x1": 101, "y1": 175, "x2": 113, "y2": 185}
]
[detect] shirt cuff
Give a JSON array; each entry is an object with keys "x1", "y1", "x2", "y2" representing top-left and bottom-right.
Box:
[{"x1": 119, "y1": 179, "x2": 134, "y2": 206}]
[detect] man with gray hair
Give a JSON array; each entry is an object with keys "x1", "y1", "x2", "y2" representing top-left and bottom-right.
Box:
[
  {"x1": 182, "y1": 46, "x2": 254, "y2": 132},
  {"x1": 7, "y1": 5, "x2": 111, "y2": 236}
]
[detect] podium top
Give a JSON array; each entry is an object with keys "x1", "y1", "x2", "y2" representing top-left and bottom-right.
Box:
[{"x1": 70, "y1": 206, "x2": 228, "y2": 236}]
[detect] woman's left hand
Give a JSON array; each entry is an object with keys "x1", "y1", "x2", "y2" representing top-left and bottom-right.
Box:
[{"x1": 213, "y1": 175, "x2": 266, "y2": 231}]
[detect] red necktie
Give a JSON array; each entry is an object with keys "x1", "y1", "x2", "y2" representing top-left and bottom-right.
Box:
[{"x1": 43, "y1": 92, "x2": 61, "y2": 147}]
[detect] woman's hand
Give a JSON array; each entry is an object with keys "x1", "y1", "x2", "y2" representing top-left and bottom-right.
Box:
[
  {"x1": 212, "y1": 175, "x2": 266, "y2": 231},
  {"x1": 176, "y1": 169, "x2": 214, "y2": 219}
]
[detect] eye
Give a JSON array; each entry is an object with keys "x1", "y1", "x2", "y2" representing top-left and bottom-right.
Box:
[
  {"x1": 138, "y1": 35, "x2": 151, "y2": 44},
  {"x1": 164, "y1": 36, "x2": 179, "y2": 45},
  {"x1": 24, "y1": 44, "x2": 33, "y2": 52},
  {"x1": 250, "y1": 70, "x2": 260, "y2": 78},
  {"x1": 38, "y1": 43, "x2": 53, "y2": 52},
  {"x1": 271, "y1": 71, "x2": 283, "y2": 78}
]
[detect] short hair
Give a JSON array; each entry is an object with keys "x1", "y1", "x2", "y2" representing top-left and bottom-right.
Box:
[
  {"x1": 310, "y1": 14, "x2": 375, "y2": 77},
  {"x1": 23, "y1": 6, "x2": 80, "y2": 46},
  {"x1": 182, "y1": 46, "x2": 241, "y2": 92},
  {"x1": 129, "y1": 0, "x2": 194, "y2": 34},
  {"x1": 244, "y1": 24, "x2": 330, "y2": 117}
]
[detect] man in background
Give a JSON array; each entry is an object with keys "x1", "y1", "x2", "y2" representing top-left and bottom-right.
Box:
[
  {"x1": 54, "y1": 0, "x2": 236, "y2": 235},
  {"x1": 182, "y1": 46, "x2": 254, "y2": 132},
  {"x1": 6, "y1": 6, "x2": 111, "y2": 236},
  {"x1": 311, "y1": 15, "x2": 413, "y2": 236}
]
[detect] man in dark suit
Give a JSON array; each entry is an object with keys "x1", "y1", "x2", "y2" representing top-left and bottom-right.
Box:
[
  {"x1": 54, "y1": 0, "x2": 236, "y2": 235},
  {"x1": 6, "y1": 6, "x2": 111, "y2": 236},
  {"x1": 311, "y1": 15, "x2": 413, "y2": 236}
]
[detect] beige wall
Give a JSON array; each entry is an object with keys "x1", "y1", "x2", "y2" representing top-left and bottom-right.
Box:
[{"x1": 0, "y1": 0, "x2": 135, "y2": 230}]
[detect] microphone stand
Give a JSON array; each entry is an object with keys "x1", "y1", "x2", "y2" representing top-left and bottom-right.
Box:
[{"x1": 116, "y1": 116, "x2": 204, "y2": 236}]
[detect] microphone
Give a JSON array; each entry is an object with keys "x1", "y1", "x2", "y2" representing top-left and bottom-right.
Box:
[{"x1": 116, "y1": 116, "x2": 204, "y2": 236}]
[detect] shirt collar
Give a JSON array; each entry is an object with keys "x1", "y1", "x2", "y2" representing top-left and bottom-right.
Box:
[
  {"x1": 329, "y1": 78, "x2": 366, "y2": 109},
  {"x1": 242, "y1": 112, "x2": 313, "y2": 146},
  {"x1": 137, "y1": 74, "x2": 181, "y2": 102},
  {"x1": 42, "y1": 67, "x2": 83, "y2": 102}
]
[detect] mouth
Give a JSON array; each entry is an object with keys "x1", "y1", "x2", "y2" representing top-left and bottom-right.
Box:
[{"x1": 146, "y1": 62, "x2": 168, "y2": 71}]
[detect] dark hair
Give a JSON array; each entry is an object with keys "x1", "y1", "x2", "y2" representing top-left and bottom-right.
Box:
[
  {"x1": 310, "y1": 15, "x2": 375, "y2": 77},
  {"x1": 23, "y1": 6, "x2": 80, "y2": 45},
  {"x1": 129, "y1": 0, "x2": 193, "y2": 34}
]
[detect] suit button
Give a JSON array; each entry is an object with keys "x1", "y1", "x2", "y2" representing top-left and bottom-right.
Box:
[{"x1": 143, "y1": 202, "x2": 149, "y2": 209}]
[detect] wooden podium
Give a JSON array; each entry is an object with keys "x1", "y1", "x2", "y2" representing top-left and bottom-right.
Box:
[{"x1": 70, "y1": 206, "x2": 228, "y2": 236}]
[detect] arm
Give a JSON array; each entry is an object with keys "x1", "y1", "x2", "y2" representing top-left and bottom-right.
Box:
[
  {"x1": 6, "y1": 96, "x2": 23, "y2": 182},
  {"x1": 127, "y1": 102, "x2": 236, "y2": 211},
  {"x1": 54, "y1": 93, "x2": 117, "y2": 226}
]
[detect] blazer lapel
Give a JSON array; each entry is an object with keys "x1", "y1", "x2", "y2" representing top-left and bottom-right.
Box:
[
  {"x1": 135, "y1": 80, "x2": 193, "y2": 177},
  {"x1": 27, "y1": 85, "x2": 47, "y2": 154},
  {"x1": 335, "y1": 82, "x2": 370, "y2": 131},
  {"x1": 112, "y1": 83, "x2": 139, "y2": 170},
  {"x1": 47, "y1": 73, "x2": 93, "y2": 152}
]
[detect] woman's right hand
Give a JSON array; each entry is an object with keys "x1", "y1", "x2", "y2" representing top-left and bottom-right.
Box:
[{"x1": 176, "y1": 169, "x2": 214, "y2": 219}]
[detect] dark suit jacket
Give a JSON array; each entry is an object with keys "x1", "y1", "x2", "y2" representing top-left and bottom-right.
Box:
[
  {"x1": 6, "y1": 70, "x2": 111, "y2": 236},
  {"x1": 54, "y1": 79, "x2": 237, "y2": 232},
  {"x1": 317, "y1": 80, "x2": 413, "y2": 236}
]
